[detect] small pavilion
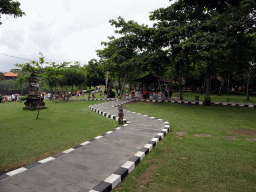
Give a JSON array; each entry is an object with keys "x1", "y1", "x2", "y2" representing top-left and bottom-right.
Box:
[{"x1": 133, "y1": 73, "x2": 172, "y2": 98}]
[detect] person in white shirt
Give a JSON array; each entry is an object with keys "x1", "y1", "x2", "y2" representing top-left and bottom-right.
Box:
[
  {"x1": 11, "y1": 94, "x2": 15, "y2": 102},
  {"x1": 47, "y1": 93, "x2": 51, "y2": 99}
]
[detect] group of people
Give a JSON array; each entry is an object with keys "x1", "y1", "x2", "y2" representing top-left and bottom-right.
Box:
[
  {"x1": 11, "y1": 94, "x2": 20, "y2": 101},
  {"x1": 140, "y1": 89, "x2": 173, "y2": 99},
  {"x1": 1, "y1": 93, "x2": 20, "y2": 103},
  {"x1": 108, "y1": 87, "x2": 173, "y2": 99},
  {"x1": 42, "y1": 90, "x2": 91, "y2": 100}
]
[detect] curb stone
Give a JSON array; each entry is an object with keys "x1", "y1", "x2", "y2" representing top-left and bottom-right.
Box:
[
  {"x1": 69, "y1": 98, "x2": 256, "y2": 108},
  {"x1": 89, "y1": 99, "x2": 170, "y2": 192}
]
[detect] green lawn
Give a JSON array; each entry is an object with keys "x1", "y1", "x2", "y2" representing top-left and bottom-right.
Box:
[
  {"x1": 0, "y1": 100, "x2": 118, "y2": 175},
  {"x1": 113, "y1": 102, "x2": 256, "y2": 192},
  {"x1": 172, "y1": 91, "x2": 256, "y2": 104}
]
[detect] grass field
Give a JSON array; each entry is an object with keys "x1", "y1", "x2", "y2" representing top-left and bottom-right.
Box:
[
  {"x1": 113, "y1": 102, "x2": 256, "y2": 192},
  {"x1": 0, "y1": 100, "x2": 119, "y2": 175},
  {"x1": 172, "y1": 91, "x2": 256, "y2": 104}
]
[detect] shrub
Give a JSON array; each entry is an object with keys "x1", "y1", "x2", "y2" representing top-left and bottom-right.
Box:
[{"x1": 21, "y1": 95, "x2": 28, "y2": 100}]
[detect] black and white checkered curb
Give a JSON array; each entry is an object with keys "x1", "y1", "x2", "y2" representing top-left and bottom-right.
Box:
[
  {"x1": 89, "y1": 100, "x2": 170, "y2": 192},
  {"x1": 70, "y1": 98, "x2": 117, "y2": 101},
  {"x1": 134, "y1": 99, "x2": 256, "y2": 108},
  {"x1": 71, "y1": 97, "x2": 256, "y2": 108},
  {"x1": 89, "y1": 100, "x2": 138, "y2": 124}
]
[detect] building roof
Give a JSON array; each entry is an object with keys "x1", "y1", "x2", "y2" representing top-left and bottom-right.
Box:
[
  {"x1": 133, "y1": 73, "x2": 172, "y2": 83},
  {"x1": 4, "y1": 72, "x2": 18, "y2": 77}
]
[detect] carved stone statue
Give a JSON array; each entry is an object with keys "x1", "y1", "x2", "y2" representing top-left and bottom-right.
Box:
[
  {"x1": 23, "y1": 71, "x2": 47, "y2": 110},
  {"x1": 28, "y1": 71, "x2": 39, "y2": 94}
]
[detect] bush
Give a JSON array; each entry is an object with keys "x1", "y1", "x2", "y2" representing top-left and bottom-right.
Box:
[
  {"x1": 171, "y1": 82, "x2": 179, "y2": 91},
  {"x1": 21, "y1": 95, "x2": 28, "y2": 100},
  {"x1": 190, "y1": 84, "x2": 197, "y2": 91}
]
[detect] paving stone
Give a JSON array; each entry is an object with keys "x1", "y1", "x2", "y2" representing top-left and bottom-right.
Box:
[
  {"x1": 246, "y1": 138, "x2": 256, "y2": 142},
  {"x1": 175, "y1": 132, "x2": 187, "y2": 136},
  {"x1": 194, "y1": 134, "x2": 212, "y2": 137},
  {"x1": 220, "y1": 135, "x2": 237, "y2": 140}
]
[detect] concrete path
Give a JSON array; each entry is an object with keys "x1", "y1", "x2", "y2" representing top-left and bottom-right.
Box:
[{"x1": 0, "y1": 99, "x2": 170, "y2": 192}]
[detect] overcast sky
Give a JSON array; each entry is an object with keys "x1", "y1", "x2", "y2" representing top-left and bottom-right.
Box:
[{"x1": 0, "y1": 0, "x2": 173, "y2": 72}]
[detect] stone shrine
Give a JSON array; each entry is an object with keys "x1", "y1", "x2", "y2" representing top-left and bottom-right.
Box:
[{"x1": 23, "y1": 71, "x2": 47, "y2": 110}]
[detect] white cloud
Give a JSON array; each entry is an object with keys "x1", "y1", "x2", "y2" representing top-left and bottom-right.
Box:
[
  {"x1": 0, "y1": 45, "x2": 9, "y2": 53},
  {"x1": 0, "y1": 0, "x2": 172, "y2": 72}
]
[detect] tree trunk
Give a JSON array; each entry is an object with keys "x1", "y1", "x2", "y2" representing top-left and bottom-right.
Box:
[
  {"x1": 88, "y1": 86, "x2": 91, "y2": 100},
  {"x1": 227, "y1": 73, "x2": 229, "y2": 93},
  {"x1": 157, "y1": 76, "x2": 164, "y2": 103},
  {"x1": 205, "y1": 63, "x2": 211, "y2": 105},
  {"x1": 218, "y1": 76, "x2": 223, "y2": 95},
  {"x1": 20, "y1": 86, "x2": 24, "y2": 102},
  {"x1": 106, "y1": 71, "x2": 109, "y2": 88},
  {"x1": 178, "y1": 76, "x2": 183, "y2": 100},
  {"x1": 203, "y1": 75, "x2": 206, "y2": 94},
  {"x1": 210, "y1": 75, "x2": 212, "y2": 92},
  {"x1": 120, "y1": 73, "x2": 127, "y2": 99},
  {"x1": 119, "y1": 76, "x2": 121, "y2": 90},
  {"x1": 247, "y1": 66, "x2": 250, "y2": 101}
]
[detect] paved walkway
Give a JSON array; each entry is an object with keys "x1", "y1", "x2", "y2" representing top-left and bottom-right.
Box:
[{"x1": 0, "y1": 99, "x2": 170, "y2": 192}]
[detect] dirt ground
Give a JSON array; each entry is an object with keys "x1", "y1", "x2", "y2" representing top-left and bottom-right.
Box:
[{"x1": 228, "y1": 129, "x2": 256, "y2": 137}]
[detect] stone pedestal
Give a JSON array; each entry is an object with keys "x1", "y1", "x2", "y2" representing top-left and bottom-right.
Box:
[{"x1": 23, "y1": 94, "x2": 47, "y2": 110}]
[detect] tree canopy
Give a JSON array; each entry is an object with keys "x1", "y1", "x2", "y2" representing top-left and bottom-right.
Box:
[{"x1": 0, "y1": 0, "x2": 25, "y2": 25}]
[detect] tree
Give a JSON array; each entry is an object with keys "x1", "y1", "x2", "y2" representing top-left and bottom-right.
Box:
[
  {"x1": 102, "y1": 17, "x2": 170, "y2": 98},
  {"x1": 149, "y1": 0, "x2": 256, "y2": 104},
  {"x1": 0, "y1": 0, "x2": 25, "y2": 25},
  {"x1": 97, "y1": 23, "x2": 141, "y2": 96},
  {"x1": 85, "y1": 59, "x2": 105, "y2": 99},
  {"x1": 15, "y1": 66, "x2": 30, "y2": 96},
  {"x1": 70, "y1": 61, "x2": 81, "y2": 69},
  {"x1": 43, "y1": 66, "x2": 62, "y2": 94},
  {"x1": 62, "y1": 67, "x2": 86, "y2": 92}
]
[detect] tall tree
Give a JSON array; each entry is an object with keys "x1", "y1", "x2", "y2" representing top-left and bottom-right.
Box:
[
  {"x1": 15, "y1": 66, "x2": 30, "y2": 96},
  {"x1": 149, "y1": 0, "x2": 256, "y2": 104},
  {"x1": 105, "y1": 17, "x2": 170, "y2": 97},
  {"x1": 62, "y1": 67, "x2": 86, "y2": 92},
  {"x1": 85, "y1": 59, "x2": 105, "y2": 99}
]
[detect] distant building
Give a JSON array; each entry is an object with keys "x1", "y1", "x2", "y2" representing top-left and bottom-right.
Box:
[{"x1": 4, "y1": 72, "x2": 18, "y2": 80}]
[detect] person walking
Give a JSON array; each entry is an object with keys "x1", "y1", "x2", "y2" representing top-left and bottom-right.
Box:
[
  {"x1": 142, "y1": 90, "x2": 146, "y2": 98},
  {"x1": 4, "y1": 95, "x2": 8, "y2": 103},
  {"x1": 165, "y1": 89, "x2": 168, "y2": 99},
  {"x1": 11, "y1": 94, "x2": 15, "y2": 102}
]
